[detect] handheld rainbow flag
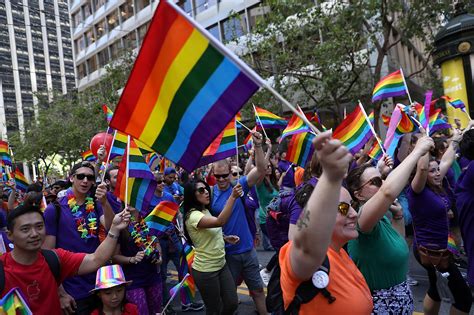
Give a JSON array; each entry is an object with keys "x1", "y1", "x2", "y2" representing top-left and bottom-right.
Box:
[
  {"x1": 81, "y1": 150, "x2": 96, "y2": 162},
  {"x1": 429, "y1": 108, "x2": 442, "y2": 127},
  {"x1": 235, "y1": 112, "x2": 242, "y2": 129},
  {"x1": 368, "y1": 139, "x2": 383, "y2": 160},
  {"x1": 447, "y1": 233, "x2": 459, "y2": 256},
  {"x1": 145, "y1": 200, "x2": 179, "y2": 234},
  {"x1": 372, "y1": 70, "x2": 407, "y2": 103},
  {"x1": 0, "y1": 141, "x2": 12, "y2": 167},
  {"x1": 101, "y1": 104, "x2": 114, "y2": 123},
  {"x1": 396, "y1": 105, "x2": 418, "y2": 134},
  {"x1": 243, "y1": 127, "x2": 256, "y2": 150},
  {"x1": 114, "y1": 138, "x2": 157, "y2": 212},
  {"x1": 285, "y1": 132, "x2": 315, "y2": 167},
  {"x1": 333, "y1": 106, "x2": 372, "y2": 155},
  {"x1": 430, "y1": 118, "x2": 452, "y2": 134},
  {"x1": 145, "y1": 152, "x2": 160, "y2": 171},
  {"x1": 441, "y1": 95, "x2": 466, "y2": 111},
  {"x1": 0, "y1": 287, "x2": 33, "y2": 315},
  {"x1": 254, "y1": 106, "x2": 287, "y2": 129},
  {"x1": 14, "y1": 169, "x2": 29, "y2": 193},
  {"x1": 198, "y1": 117, "x2": 237, "y2": 167},
  {"x1": 383, "y1": 106, "x2": 403, "y2": 157},
  {"x1": 280, "y1": 108, "x2": 312, "y2": 141},
  {"x1": 109, "y1": 1, "x2": 261, "y2": 172},
  {"x1": 311, "y1": 111, "x2": 327, "y2": 130},
  {"x1": 178, "y1": 240, "x2": 196, "y2": 304},
  {"x1": 381, "y1": 114, "x2": 390, "y2": 126}
]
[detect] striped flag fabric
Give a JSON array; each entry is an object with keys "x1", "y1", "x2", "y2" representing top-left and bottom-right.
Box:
[
  {"x1": 145, "y1": 152, "x2": 160, "y2": 171},
  {"x1": 383, "y1": 106, "x2": 403, "y2": 157},
  {"x1": 442, "y1": 95, "x2": 466, "y2": 111},
  {"x1": 81, "y1": 150, "x2": 96, "y2": 162},
  {"x1": 429, "y1": 108, "x2": 442, "y2": 127},
  {"x1": 178, "y1": 240, "x2": 196, "y2": 304},
  {"x1": 109, "y1": 131, "x2": 128, "y2": 159},
  {"x1": 285, "y1": 132, "x2": 315, "y2": 167},
  {"x1": 0, "y1": 287, "x2": 33, "y2": 315},
  {"x1": 235, "y1": 111, "x2": 242, "y2": 129},
  {"x1": 254, "y1": 106, "x2": 287, "y2": 129},
  {"x1": 381, "y1": 114, "x2": 390, "y2": 126},
  {"x1": 333, "y1": 106, "x2": 372, "y2": 155},
  {"x1": 368, "y1": 139, "x2": 383, "y2": 160},
  {"x1": 198, "y1": 117, "x2": 237, "y2": 167},
  {"x1": 243, "y1": 127, "x2": 256, "y2": 150},
  {"x1": 14, "y1": 169, "x2": 29, "y2": 193},
  {"x1": 372, "y1": 70, "x2": 407, "y2": 103},
  {"x1": 114, "y1": 138, "x2": 157, "y2": 212},
  {"x1": 0, "y1": 141, "x2": 12, "y2": 167},
  {"x1": 396, "y1": 105, "x2": 418, "y2": 134},
  {"x1": 430, "y1": 118, "x2": 452, "y2": 134},
  {"x1": 280, "y1": 108, "x2": 312, "y2": 141},
  {"x1": 109, "y1": 1, "x2": 260, "y2": 172},
  {"x1": 311, "y1": 111, "x2": 327, "y2": 130},
  {"x1": 145, "y1": 200, "x2": 179, "y2": 234},
  {"x1": 101, "y1": 104, "x2": 114, "y2": 123}
]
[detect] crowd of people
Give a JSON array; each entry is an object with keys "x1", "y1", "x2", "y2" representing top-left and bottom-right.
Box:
[{"x1": 0, "y1": 116, "x2": 474, "y2": 315}]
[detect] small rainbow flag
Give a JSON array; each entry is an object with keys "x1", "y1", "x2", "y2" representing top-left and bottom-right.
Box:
[
  {"x1": 381, "y1": 114, "x2": 390, "y2": 126},
  {"x1": 311, "y1": 111, "x2": 327, "y2": 130},
  {"x1": 145, "y1": 152, "x2": 159, "y2": 171},
  {"x1": 14, "y1": 169, "x2": 29, "y2": 193},
  {"x1": 286, "y1": 132, "x2": 315, "y2": 167},
  {"x1": 447, "y1": 233, "x2": 459, "y2": 256},
  {"x1": 430, "y1": 118, "x2": 452, "y2": 134},
  {"x1": 145, "y1": 200, "x2": 179, "y2": 234},
  {"x1": 178, "y1": 240, "x2": 196, "y2": 304},
  {"x1": 101, "y1": 104, "x2": 114, "y2": 123},
  {"x1": 81, "y1": 150, "x2": 96, "y2": 162},
  {"x1": 254, "y1": 106, "x2": 287, "y2": 129},
  {"x1": 109, "y1": 1, "x2": 260, "y2": 172},
  {"x1": 0, "y1": 141, "x2": 12, "y2": 167},
  {"x1": 235, "y1": 111, "x2": 242, "y2": 129},
  {"x1": 114, "y1": 138, "x2": 157, "y2": 212},
  {"x1": 243, "y1": 127, "x2": 255, "y2": 150},
  {"x1": 333, "y1": 105, "x2": 372, "y2": 155},
  {"x1": 429, "y1": 108, "x2": 441, "y2": 127},
  {"x1": 383, "y1": 106, "x2": 403, "y2": 157},
  {"x1": 280, "y1": 109, "x2": 312, "y2": 141},
  {"x1": 396, "y1": 106, "x2": 417, "y2": 134},
  {"x1": 442, "y1": 95, "x2": 466, "y2": 111},
  {"x1": 414, "y1": 101, "x2": 429, "y2": 130},
  {"x1": 198, "y1": 117, "x2": 237, "y2": 167},
  {"x1": 372, "y1": 70, "x2": 407, "y2": 103},
  {"x1": 0, "y1": 287, "x2": 33, "y2": 315},
  {"x1": 368, "y1": 139, "x2": 383, "y2": 160}
]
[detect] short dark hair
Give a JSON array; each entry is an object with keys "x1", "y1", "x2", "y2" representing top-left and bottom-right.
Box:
[
  {"x1": 460, "y1": 129, "x2": 474, "y2": 161},
  {"x1": 70, "y1": 161, "x2": 95, "y2": 177},
  {"x1": 346, "y1": 163, "x2": 374, "y2": 202},
  {"x1": 104, "y1": 165, "x2": 120, "y2": 182},
  {"x1": 7, "y1": 203, "x2": 44, "y2": 231}
]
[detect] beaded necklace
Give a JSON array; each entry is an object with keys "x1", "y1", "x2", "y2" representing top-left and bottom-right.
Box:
[
  {"x1": 128, "y1": 215, "x2": 161, "y2": 261},
  {"x1": 66, "y1": 189, "x2": 97, "y2": 240}
]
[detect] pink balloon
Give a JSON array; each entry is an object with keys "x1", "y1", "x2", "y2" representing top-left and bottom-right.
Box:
[{"x1": 90, "y1": 132, "x2": 114, "y2": 158}]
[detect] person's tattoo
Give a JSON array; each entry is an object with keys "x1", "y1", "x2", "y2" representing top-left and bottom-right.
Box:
[{"x1": 296, "y1": 208, "x2": 310, "y2": 231}]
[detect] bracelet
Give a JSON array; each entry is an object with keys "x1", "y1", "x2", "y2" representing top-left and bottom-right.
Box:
[
  {"x1": 392, "y1": 215, "x2": 404, "y2": 221},
  {"x1": 108, "y1": 231, "x2": 119, "y2": 240}
]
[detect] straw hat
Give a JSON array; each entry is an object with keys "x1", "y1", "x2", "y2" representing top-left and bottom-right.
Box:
[{"x1": 90, "y1": 264, "x2": 132, "y2": 293}]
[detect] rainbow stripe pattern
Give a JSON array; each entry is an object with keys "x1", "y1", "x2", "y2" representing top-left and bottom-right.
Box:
[
  {"x1": 93, "y1": 264, "x2": 129, "y2": 291},
  {"x1": 442, "y1": 95, "x2": 466, "y2": 111},
  {"x1": 333, "y1": 106, "x2": 372, "y2": 155},
  {"x1": 145, "y1": 152, "x2": 159, "y2": 171},
  {"x1": 178, "y1": 240, "x2": 196, "y2": 304},
  {"x1": 109, "y1": 131, "x2": 128, "y2": 159},
  {"x1": 381, "y1": 114, "x2": 390, "y2": 126},
  {"x1": 81, "y1": 150, "x2": 96, "y2": 162},
  {"x1": 235, "y1": 111, "x2": 242, "y2": 129},
  {"x1": 286, "y1": 132, "x2": 315, "y2": 167},
  {"x1": 102, "y1": 104, "x2": 114, "y2": 123},
  {"x1": 114, "y1": 138, "x2": 157, "y2": 212},
  {"x1": 0, "y1": 288, "x2": 32, "y2": 315},
  {"x1": 396, "y1": 108, "x2": 417, "y2": 134},
  {"x1": 280, "y1": 111, "x2": 312, "y2": 141},
  {"x1": 14, "y1": 169, "x2": 29, "y2": 193},
  {"x1": 430, "y1": 118, "x2": 451, "y2": 134},
  {"x1": 198, "y1": 117, "x2": 237, "y2": 167},
  {"x1": 145, "y1": 200, "x2": 179, "y2": 234},
  {"x1": 254, "y1": 106, "x2": 287, "y2": 129},
  {"x1": 372, "y1": 70, "x2": 407, "y2": 102},
  {"x1": 383, "y1": 106, "x2": 403, "y2": 157},
  {"x1": 447, "y1": 234, "x2": 459, "y2": 256},
  {"x1": 109, "y1": 1, "x2": 259, "y2": 172},
  {"x1": 368, "y1": 139, "x2": 383, "y2": 160},
  {"x1": 312, "y1": 111, "x2": 327, "y2": 130},
  {"x1": 0, "y1": 141, "x2": 12, "y2": 167}
]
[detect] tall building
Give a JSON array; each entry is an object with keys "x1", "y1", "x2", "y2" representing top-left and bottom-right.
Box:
[
  {"x1": 70, "y1": 0, "x2": 263, "y2": 91},
  {"x1": 0, "y1": 0, "x2": 76, "y2": 137}
]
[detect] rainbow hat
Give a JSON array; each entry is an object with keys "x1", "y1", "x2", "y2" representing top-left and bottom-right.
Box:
[{"x1": 90, "y1": 264, "x2": 132, "y2": 292}]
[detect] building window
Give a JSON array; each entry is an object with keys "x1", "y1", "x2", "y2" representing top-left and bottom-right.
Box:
[
  {"x1": 72, "y1": 11, "x2": 82, "y2": 28},
  {"x1": 98, "y1": 48, "x2": 109, "y2": 67},
  {"x1": 136, "y1": 0, "x2": 150, "y2": 12},
  {"x1": 125, "y1": 31, "x2": 137, "y2": 49},
  {"x1": 248, "y1": 5, "x2": 268, "y2": 31},
  {"x1": 196, "y1": 0, "x2": 217, "y2": 13},
  {"x1": 95, "y1": 19, "x2": 106, "y2": 39},
  {"x1": 83, "y1": 1, "x2": 92, "y2": 19},
  {"x1": 222, "y1": 13, "x2": 247, "y2": 42},
  {"x1": 120, "y1": 0, "x2": 134, "y2": 23},
  {"x1": 107, "y1": 11, "x2": 119, "y2": 31},
  {"x1": 77, "y1": 62, "x2": 87, "y2": 79},
  {"x1": 93, "y1": 0, "x2": 107, "y2": 10},
  {"x1": 76, "y1": 35, "x2": 86, "y2": 53},
  {"x1": 207, "y1": 24, "x2": 219, "y2": 40},
  {"x1": 138, "y1": 22, "x2": 150, "y2": 44},
  {"x1": 85, "y1": 29, "x2": 95, "y2": 46},
  {"x1": 110, "y1": 40, "x2": 122, "y2": 60},
  {"x1": 178, "y1": 0, "x2": 192, "y2": 14},
  {"x1": 87, "y1": 56, "x2": 98, "y2": 73}
]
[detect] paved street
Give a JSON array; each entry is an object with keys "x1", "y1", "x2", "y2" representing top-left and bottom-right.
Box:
[{"x1": 165, "y1": 247, "x2": 474, "y2": 315}]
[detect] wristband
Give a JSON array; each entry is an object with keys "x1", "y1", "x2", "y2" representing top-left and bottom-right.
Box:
[{"x1": 108, "y1": 231, "x2": 119, "y2": 240}]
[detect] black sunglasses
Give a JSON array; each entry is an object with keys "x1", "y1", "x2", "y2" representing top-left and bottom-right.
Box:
[
  {"x1": 357, "y1": 176, "x2": 383, "y2": 190},
  {"x1": 214, "y1": 173, "x2": 230, "y2": 179},
  {"x1": 338, "y1": 202, "x2": 351, "y2": 216},
  {"x1": 232, "y1": 171, "x2": 244, "y2": 177},
  {"x1": 156, "y1": 180, "x2": 164, "y2": 184},
  {"x1": 196, "y1": 187, "x2": 208, "y2": 194},
  {"x1": 75, "y1": 173, "x2": 95, "y2": 182}
]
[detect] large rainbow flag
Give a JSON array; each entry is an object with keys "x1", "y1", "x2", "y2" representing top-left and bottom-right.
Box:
[
  {"x1": 254, "y1": 106, "x2": 287, "y2": 129},
  {"x1": 14, "y1": 169, "x2": 29, "y2": 193},
  {"x1": 285, "y1": 132, "x2": 315, "y2": 167},
  {"x1": 0, "y1": 141, "x2": 12, "y2": 167},
  {"x1": 0, "y1": 287, "x2": 32, "y2": 315},
  {"x1": 108, "y1": 131, "x2": 128, "y2": 159},
  {"x1": 109, "y1": 1, "x2": 260, "y2": 172},
  {"x1": 198, "y1": 117, "x2": 237, "y2": 167},
  {"x1": 114, "y1": 138, "x2": 157, "y2": 212},
  {"x1": 333, "y1": 106, "x2": 372, "y2": 155},
  {"x1": 372, "y1": 70, "x2": 407, "y2": 103},
  {"x1": 280, "y1": 109, "x2": 312, "y2": 141},
  {"x1": 145, "y1": 200, "x2": 179, "y2": 234}
]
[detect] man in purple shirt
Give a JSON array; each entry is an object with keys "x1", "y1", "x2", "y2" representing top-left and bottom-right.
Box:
[
  {"x1": 278, "y1": 153, "x2": 295, "y2": 191},
  {"x1": 104, "y1": 165, "x2": 123, "y2": 213}
]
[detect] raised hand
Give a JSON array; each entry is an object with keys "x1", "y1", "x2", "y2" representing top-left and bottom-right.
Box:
[{"x1": 313, "y1": 130, "x2": 352, "y2": 182}]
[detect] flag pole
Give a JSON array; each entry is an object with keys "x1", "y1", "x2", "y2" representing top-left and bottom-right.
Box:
[
  {"x1": 160, "y1": 273, "x2": 190, "y2": 315},
  {"x1": 166, "y1": 0, "x2": 321, "y2": 137},
  {"x1": 234, "y1": 119, "x2": 239, "y2": 169},
  {"x1": 100, "y1": 130, "x2": 117, "y2": 183},
  {"x1": 125, "y1": 136, "x2": 130, "y2": 207},
  {"x1": 252, "y1": 104, "x2": 268, "y2": 139},
  {"x1": 236, "y1": 120, "x2": 253, "y2": 133},
  {"x1": 358, "y1": 101, "x2": 386, "y2": 155},
  {"x1": 399, "y1": 68, "x2": 413, "y2": 105}
]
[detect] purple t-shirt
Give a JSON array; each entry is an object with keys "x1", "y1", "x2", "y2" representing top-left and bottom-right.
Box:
[
  {"x1": 278, "y1": 160, "x2": 295, "y2": 189},
  {"x1": 244, "y1": 187, "x2": 259, "y2": 241},
  {"x1": 106, "y1": 191, "x2": 123, "y2": 214},
  {"x1": 455, "y1": 161, "x2": 474, "y2": 285},
  {"x1": 44, "y1": 193, "x2": 103, "y2": 300},
  {"x1": 407, "y1": 186, "x2": 449, "y2": 250}
]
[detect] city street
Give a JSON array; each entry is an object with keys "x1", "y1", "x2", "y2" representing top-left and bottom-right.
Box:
[{"x1": 166, "y1": 247, "x2": 474, "y2": 314}]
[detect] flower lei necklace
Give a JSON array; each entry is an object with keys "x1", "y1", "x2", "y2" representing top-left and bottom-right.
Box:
[
  {"x1": 67, "y1": 190, "x2": 97, "y2": 240},
  {"x1": 128, "y1": 215, "x2": 160, "y2": 261}
]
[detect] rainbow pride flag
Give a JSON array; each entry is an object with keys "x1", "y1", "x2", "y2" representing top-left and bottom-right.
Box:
[
  {"x1": 0, "y1": 141, "x2": 12, "y2": 167},
  {"x1": 109, "y1": 131, "x2": 128, "y2": 159},
  {"x1": 429, "y1": 108, "x2": 441, "y2": 127},
  {"x1": 286, "y1": 132, "x2": 315, "y2": 167},
  {"x1": 145, "y1": 200, "x2": 179, "y2": 234},
  {"x1": 333, "y1": 106, "x2": 372, "y2": 155},
  {"x1": 396, "y1": 106, "x2": 417, "y2": 134},
  {"x1": 109, "y1": 1, "x2": 260, "y2": 172},
  {"x1": 383, "y1": 106, "x2": 403, "y2": 157},
  {"x1": 280, "y1": 110, "x2": 312, "y2": 141},
  {"x1": 430, "y1": 118, "x2": 452, "y2": 134},
  {"x1": 254, "y1": 106, "x2": 287, "y2": 129},
  {"x1": 243, "y1": 127, "x2": 256, "y2": 150},
  {"x1": 145, "y1": 152, "x2": 159, "y2": 171},
  {"x1": 198, "y1": 118, "x2": 236, "y2": 167},
  {"x1": 442, "y1": 95, "x2": 466, "y2": 111},
  {"x1": 414, "y1": 102, "x2": 429, "y2": 130},
  {"x1": 368, "y1": 139, "x2": 383, "y2": 160},
  {"x1": 102, "y1": 104, "x2": 114, "y2": 123},
  {"x1": 372, "y1": 70, "x2": 407, "y2": 103},
  {"x1": 0, "y1": 287, "x2": 32, "y2": 315},
  {"x1": 235, "y1": 111, "x2": 242, "y2": 129},
  {"x1": 14, "y1": 169, "x2": 29, "y2": 193},
  {"x1": 81, "y1": 150, "x2": 96, "y2": 162},
  {"x1": 447, "y1": 233, "x2": 459, "y2": 256},
  {"x1": 311, "y1": 111, "x2": 327, "y2": 130},
  {"x1": 381, "y1": 114, "x2": 390, "y2": 126},
  {"x1": 178, "y1": 240, "x2": 196, "y2": 304},
  {"x1": 114, "y1": 138, "x2": 157, "y2": 212}
]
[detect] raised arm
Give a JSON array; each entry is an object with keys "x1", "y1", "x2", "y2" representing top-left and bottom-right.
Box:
[
  {"x1": 246, "y1": 132, "x2": 266, "y2": 187},
  {"x1": 439, "y1": 130, "x2": 462, "y2": 179},
  {"x1": 290, "y1": 131, "x2": 352, "y2": 280},
  {"x1": 358, "y1": 136, "x2": 434, "y2": 233},
  {"x1": 197, "y1": 184, "x2": 242, "y2": 228},
  {"x1": 410, "y1": 153, "x2": 430, "y2": 194}
]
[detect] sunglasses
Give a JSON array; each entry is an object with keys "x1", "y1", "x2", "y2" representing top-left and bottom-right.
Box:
[
  {"x1": 75, "y1": 173, "x2": 95, "y2": 182},
  {"x1": 232, "y1": 171, "x2": 244, "y2": 177},
  {"x1": 156, "y1": 180, "x2": 164, "y2": 184},
  {"x1": 338, "y1": 202, "x2": 351, "y2": 216},
  {"x1": 214, "y1": 173, "x2": 230, "y2": 179},
  {"x1": 357, "y1": 176, "x2": 383, "y2": 190},
  {"x1": 196, "y1": 187, "x2": 208, "y2": 194}
]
